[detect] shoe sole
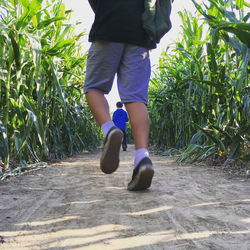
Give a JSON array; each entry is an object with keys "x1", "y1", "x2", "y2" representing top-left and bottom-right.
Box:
[
  {"x1": 127, "y1": 165, "x2": 154, "y2": 191},
  {"x1": 100, "y1": 129, "x2": 123, "y2": 174}
]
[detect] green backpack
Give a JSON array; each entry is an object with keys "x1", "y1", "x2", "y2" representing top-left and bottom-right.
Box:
[{"x1": 142, "y1": 0, "x2": 172, "y2": 43}]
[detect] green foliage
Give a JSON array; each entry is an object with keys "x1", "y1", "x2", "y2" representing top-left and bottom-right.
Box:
[
  {"x1": 0, "y1": 0, "x2": 100, "y2": 170},
  {"x1": 148, "y1": 0, "x2": 250, "y2": 165},
  {"x1": 192, "y1": 0, "x2": 250, "y2": 48}
]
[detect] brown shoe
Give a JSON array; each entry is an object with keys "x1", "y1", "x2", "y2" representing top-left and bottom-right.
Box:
[
  {"x1": 100, "y1": 127, "x2": 123, "y2": 174},
  {"x1": 127, "y1": 157, "x2": 154, "y2": 191}
]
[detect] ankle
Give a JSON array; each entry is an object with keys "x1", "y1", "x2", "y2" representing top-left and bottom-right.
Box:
[
  {"x1": 134, "y1": 148, "x2": 150, "y2": 167},
  {"x1": 101, "y1": 121, "x2": 115, "y2": 137}
]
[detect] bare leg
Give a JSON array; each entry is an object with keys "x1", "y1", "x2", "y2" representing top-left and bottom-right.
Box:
[
  {"x1": 125, "y1": 102, "x2": 149, "y2": 149},
  {"x1": 126, "y1": 103, "x2": 154, "y2": 191},
  {"x1": 86, "y1": 90, "x2": 111, "y2": 126},
  {"x1": 86, "y1": 90, "x2": 123, "y2": 174}
]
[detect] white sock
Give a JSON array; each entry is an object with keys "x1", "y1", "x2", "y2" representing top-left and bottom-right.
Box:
[
  {"x1": 134, "y1": 148, "x2": 150, "y2": 167},
  {"x1": 101, "y1": 121, "x2": 115, "y2": 137}
]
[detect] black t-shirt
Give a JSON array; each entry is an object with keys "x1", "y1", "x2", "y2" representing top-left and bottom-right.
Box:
[{"x1": 89, "y1": 0, "x2": 156, "y2": 49}]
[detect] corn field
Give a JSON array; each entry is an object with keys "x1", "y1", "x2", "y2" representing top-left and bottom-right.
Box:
[
  {"x1": 0, "y1": 0, "x2": 99, "y2": 172},
  {"x1": 0, "y1": 0, "x2": 249, "y2": 177},
  {"x1": 148, "y1": 0, "x2": 250, "y2": 165}
]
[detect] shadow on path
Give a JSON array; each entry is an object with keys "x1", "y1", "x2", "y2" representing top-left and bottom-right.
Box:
[{"x1": 0, "y1": 145, "x2": 250, "y2": 249}]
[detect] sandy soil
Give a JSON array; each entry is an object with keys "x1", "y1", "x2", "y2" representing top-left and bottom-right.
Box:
[{"x1": 0, "y1": 144, "x2": 250, "y2": 250}]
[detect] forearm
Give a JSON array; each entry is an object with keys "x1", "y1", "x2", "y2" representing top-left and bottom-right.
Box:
[{"x1": 88, "y1": 0, "x2": 97, "y2": 13}]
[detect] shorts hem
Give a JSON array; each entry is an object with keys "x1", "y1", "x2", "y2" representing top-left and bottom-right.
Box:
[
  {"x1": 121, "y1": 99, "x2": 148, "y2": 106},
  {"x1": 84, "y1": 87, "x2": 110, "y2": 95}
]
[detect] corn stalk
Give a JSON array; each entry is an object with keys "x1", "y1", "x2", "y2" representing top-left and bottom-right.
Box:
[
  {"x1": 149, "y1": 0, "x2": 250, "y2": 165},
  {"x1": 0, "y1": 0, "x2": 100, "y2": 171}
]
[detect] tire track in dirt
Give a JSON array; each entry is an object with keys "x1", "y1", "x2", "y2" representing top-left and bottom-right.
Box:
[{"x1": 0, "y1": 145, "x2": 249, "y2": 249}]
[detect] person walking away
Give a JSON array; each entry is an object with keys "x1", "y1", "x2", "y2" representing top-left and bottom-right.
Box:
[
  {"x1": 84, "y1": 0, "x2": 170, "y2": 191},
  {"x1": 112, "y1": 102, "x2": 129, "y2": 151}
]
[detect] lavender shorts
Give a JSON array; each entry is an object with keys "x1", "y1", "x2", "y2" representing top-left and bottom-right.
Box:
[{"x1": 84, "y1": 41, "x2": 151, "y2": 104}]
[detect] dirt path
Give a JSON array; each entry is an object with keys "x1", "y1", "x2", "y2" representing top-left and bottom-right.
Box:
[{"x1": 0, "y1": 145, "x2": 250, "y2": 250}]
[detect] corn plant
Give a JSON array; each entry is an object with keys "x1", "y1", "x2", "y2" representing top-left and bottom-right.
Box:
[
  {"x1": 0, "y1": 0, "x2": 100, "y2": 171},
  {"x1": 148, "y1": 0, "x2": 250, "y2": 165}
]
